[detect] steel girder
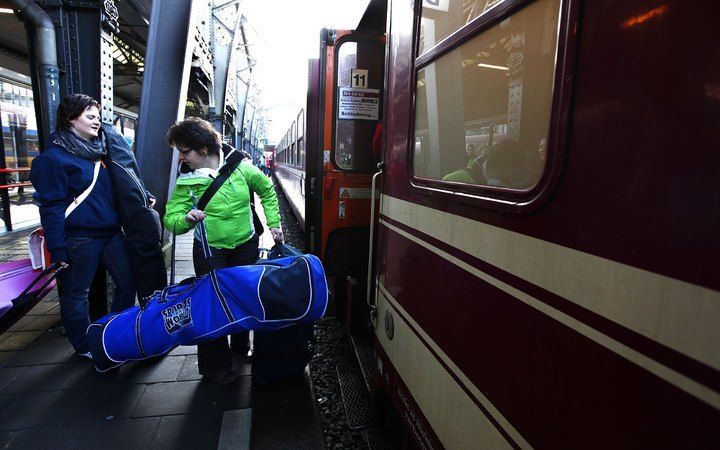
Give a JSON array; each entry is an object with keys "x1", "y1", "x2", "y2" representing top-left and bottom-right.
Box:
[
  {"x1": 134, "y1": 0, "x2": 197, "y2": 217},
  {"x1": 38, "y1": 0, "x2": 118, "y2": 124}
]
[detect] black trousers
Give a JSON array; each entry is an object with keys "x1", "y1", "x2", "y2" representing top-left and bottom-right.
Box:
[{"x1": 193, "y1": 234, "x2": 259, "y2": 375}]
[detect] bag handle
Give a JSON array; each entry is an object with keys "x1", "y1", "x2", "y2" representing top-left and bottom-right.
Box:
[
  {"x1": 170, "y1": 225, "x2": 177, "y2": 285},
  {"x1": 17, "y1": 262, "x2": 65, "y2": 300},
  {"x1": 196, "y1": 218, "x2": 215, "y2": 270}
]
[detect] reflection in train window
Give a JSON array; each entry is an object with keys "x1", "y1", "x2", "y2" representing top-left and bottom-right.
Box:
[
  {"x1": 413, "y1": 0, "x2": 559, "y2": 190},
  {"x1": 334, "y1": 39, "x2": 385, "y2": 173},
  {"x1": 418, "y1": 0, "x2": 510, "y2": 55}
]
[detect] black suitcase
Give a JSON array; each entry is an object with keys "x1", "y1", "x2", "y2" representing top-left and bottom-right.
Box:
[
  {"x1": 252, "y1": 243, "x2": 315, "y2": 383},
  {"x1": 252, "y1": 322, "x2": 315, "y2": 384}
]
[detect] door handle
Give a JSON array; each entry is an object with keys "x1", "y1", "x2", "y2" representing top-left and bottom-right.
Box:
[{"x1": 366, "y1": 161, "x2": 385, "y2": 320}]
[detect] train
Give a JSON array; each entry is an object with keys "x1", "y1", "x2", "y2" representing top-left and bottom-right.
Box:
[{"x1": 273, "y1": 0, "x2": 720, "y2": 447}]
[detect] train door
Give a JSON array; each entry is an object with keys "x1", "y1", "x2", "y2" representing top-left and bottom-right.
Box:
[
  {"x1": 304, "y1": 59, "x2": 321, "y2": 252},
  {"x1": 307, "y1": 28, "x2": 385, "y2": 313}
]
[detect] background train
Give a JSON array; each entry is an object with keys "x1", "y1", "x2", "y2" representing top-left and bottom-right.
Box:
[
  {"x1": 0, "y1": 72, "x2": 138, "y2": 184},
  {"x1": 275, "y1": 0, "x2": 720, "y2": 447}
]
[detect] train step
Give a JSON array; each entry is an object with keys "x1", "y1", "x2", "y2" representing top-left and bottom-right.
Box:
[
  {"x1": 363, "y1": 426, "x2": 395, "y2": 450},
  {"x1": 351, "y1": 334, "x2": 375, "y2": 392},
  {"x1": 336, "y1": 355, "x2": 374, "y2": 430}
]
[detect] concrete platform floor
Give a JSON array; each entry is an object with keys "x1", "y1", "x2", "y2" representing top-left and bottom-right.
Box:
[{"x1": 0, "y1": 185, "x2": 324, "y2": 449}]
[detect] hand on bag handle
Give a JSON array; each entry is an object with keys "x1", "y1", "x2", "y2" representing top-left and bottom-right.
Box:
[
  {"x1": 185, "y1": 209, "x2": 206, "y2": 223},
  {"x1": 270, "y1": 227, "x2": 284, "y2": 244}
]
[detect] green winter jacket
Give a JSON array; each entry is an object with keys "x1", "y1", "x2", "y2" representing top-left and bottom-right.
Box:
[{"x1": 163, "y1": 160, "x2": 280, "y2": 249}]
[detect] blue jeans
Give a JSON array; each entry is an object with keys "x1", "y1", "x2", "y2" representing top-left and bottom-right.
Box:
[{"x1": 60, "y1": 233, "x2": 136, "y2": 353}]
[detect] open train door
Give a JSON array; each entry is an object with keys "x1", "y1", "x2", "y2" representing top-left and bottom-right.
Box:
[
  {"x1": 304, "y1": 58, "x2": 321, "y2": 253},
  {"x1": 306, "y1": 13, "x2": 386, "y2": 318}
]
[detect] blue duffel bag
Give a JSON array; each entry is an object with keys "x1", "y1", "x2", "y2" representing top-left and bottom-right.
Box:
[{"x1": 87, "y1": 242, "x2": 328, "y2": 372}]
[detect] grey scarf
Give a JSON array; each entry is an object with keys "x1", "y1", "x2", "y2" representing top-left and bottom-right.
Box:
[{"x1": 55, "y1": 128, "x2": 106, "y2": 160}]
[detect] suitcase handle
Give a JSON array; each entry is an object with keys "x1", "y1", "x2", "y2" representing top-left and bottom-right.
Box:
[{"x1": 16, "y1": 262, "x2": 64, "y2": 301}]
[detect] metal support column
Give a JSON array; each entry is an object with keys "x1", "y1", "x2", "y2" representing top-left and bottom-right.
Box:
[
  {"x1": 13, "y1": 0, "x2": 60, "y2": 151},
  {"x1": 42, "y1": 0, "x2": 118, "y2": 123},
  {"x1": 235, "y1": 22, "x2": 252, "y2": 143},
  {"x1": 25, "y1": 0, "x2": 119, "y2": 310},
  {"x1": 209, "y1": 0, "x2": 241, "y2": 138},
  {"x1": 134, "y1": 0, "x2": 197, "y2": 217}
]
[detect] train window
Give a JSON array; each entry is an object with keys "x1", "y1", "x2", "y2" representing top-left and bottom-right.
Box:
[
  {"x1": 413, "y1": 0, "x2": 559, "y2": 191},
  {"x1": 297, "y1": 110, "x2": 304, "y2": 139},
  {"x1": 295, "y1": 119, "x2": 300, "y2": 167},
  {"x1": 418, "y1": 0, "x2": 511, "y2": 55},
  {"x1": 334, "y1": 39, "x2": 385, "y2": 173},
  {"x1": 290, "y1": 124, "x2": 295, "y2": 166},
  {"x1": 0, "y1": 78, "x2": 38, "y2": 181},
  {"x1": 298, "y1": 137, "x2": 304, "y2": 169},
  {"x1": 297, "y1": 110, "x2": 305, "y2": 168}
]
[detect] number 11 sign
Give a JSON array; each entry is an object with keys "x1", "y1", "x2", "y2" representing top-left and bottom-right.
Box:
[{"x1": 351, "y1": 69, "x2": 369, "y2": 89}]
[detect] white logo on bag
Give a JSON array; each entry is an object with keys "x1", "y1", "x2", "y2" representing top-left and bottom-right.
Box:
[{"x1": 162, "y1": 298, "x2": 193, "y2": 334}]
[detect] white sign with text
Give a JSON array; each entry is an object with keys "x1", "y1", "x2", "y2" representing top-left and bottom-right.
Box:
[{"x1": 338, "y1": 87, "x2": 380, "y2": 121}]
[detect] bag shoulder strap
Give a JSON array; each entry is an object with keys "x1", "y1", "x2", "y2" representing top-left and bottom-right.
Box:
[
  {"x1": 65, "y1": 160, "x2": 101, "y2": 218},
  {"x1": 196, "y1": 151, "x2": 243, "y2": 211}
]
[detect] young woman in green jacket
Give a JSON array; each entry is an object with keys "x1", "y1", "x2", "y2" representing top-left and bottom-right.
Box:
[{"x1": 164, "y1": 117, "x2": 283, "y2": 384}]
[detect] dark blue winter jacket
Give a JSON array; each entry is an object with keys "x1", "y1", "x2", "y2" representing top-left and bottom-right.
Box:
[{"x1": 30, "y1": 140, "x2": 120, "y2": 263}]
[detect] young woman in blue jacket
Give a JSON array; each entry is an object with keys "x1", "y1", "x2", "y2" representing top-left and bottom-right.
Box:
[{"x1": 30, "y1": 94, "x2": 136, "y2": 359}]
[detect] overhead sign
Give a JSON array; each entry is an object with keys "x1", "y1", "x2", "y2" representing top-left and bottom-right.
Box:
[
  {"x1": 338, "y1": 87, "x2": 380, "y2": 121},
  {"x1": 423, "y1": 0, "x2": 449, "y2": 12}
]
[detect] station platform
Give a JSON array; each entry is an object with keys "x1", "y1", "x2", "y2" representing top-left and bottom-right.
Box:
[{"x1": 0, "y1": 188, "x2": 324, "y2": 449}]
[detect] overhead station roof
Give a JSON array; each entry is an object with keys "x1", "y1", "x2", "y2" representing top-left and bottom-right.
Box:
[
  {"x1": 0, "y1": 3, "x2": 31, "y2": 77},
  {"x1": 0, "y1": 0, "x2": 152, "y2": 112}
]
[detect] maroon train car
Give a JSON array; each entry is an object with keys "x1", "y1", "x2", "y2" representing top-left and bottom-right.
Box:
[{"x1": 369, "y1": 0, "x2": 720, "y2": 448}]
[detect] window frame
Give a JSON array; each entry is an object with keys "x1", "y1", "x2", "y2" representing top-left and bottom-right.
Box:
[
  {"x1": 408, "y1": 0, "x2": 578, "y2": 214},
  {"x1": 297, "y1": 109, "x2": 305, "y2": 169},
  {"x1": 290, "y1": 121, "x2": 296, "y2": 166},
  {"x1": 331, "y1": 33, "x2": 386, "y2": 174}
]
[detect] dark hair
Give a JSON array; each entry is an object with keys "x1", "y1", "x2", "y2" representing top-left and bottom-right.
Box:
[
  {"x1": 56, "y1": 94, "x2": 100, "y2": 130},
  {"x1": 166, "y1": 117, "x2": 222, "y2": 156},
  {"x1": 487, "y1": 139, "x2": 523, "y2": 168}
]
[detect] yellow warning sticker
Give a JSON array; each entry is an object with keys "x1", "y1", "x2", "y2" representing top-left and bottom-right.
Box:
[{"x1": 338, "y1": 187, "x2": 372, "y2": 199}]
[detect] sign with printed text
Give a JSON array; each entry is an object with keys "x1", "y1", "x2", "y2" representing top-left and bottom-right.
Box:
[
  {"x1": 338, "y1": 87, "x2": 380, "y2": 121},
  {"x1": 339, "y1": 187, "x2": 378, "y2": 199},
  {"x1": 351, "y1": 69, "x2": 369, "y2": 88},
  {"x1": 423, "y1": 0, "x2": 449, "y2": 12}
]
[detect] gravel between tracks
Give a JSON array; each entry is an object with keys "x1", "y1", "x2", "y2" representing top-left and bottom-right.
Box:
[{"x1": 272, "y1": 176, "x2": 366, "y2": 449}]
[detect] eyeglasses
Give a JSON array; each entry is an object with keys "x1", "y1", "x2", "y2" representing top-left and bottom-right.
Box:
[{"x1": 177, "y1": 147, "x2": 195, "y2": 156}]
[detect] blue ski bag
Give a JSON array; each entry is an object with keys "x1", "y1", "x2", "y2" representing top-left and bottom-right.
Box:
[{"x1": 87, "y1": 247, "x2": 328, "y2": 372}]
